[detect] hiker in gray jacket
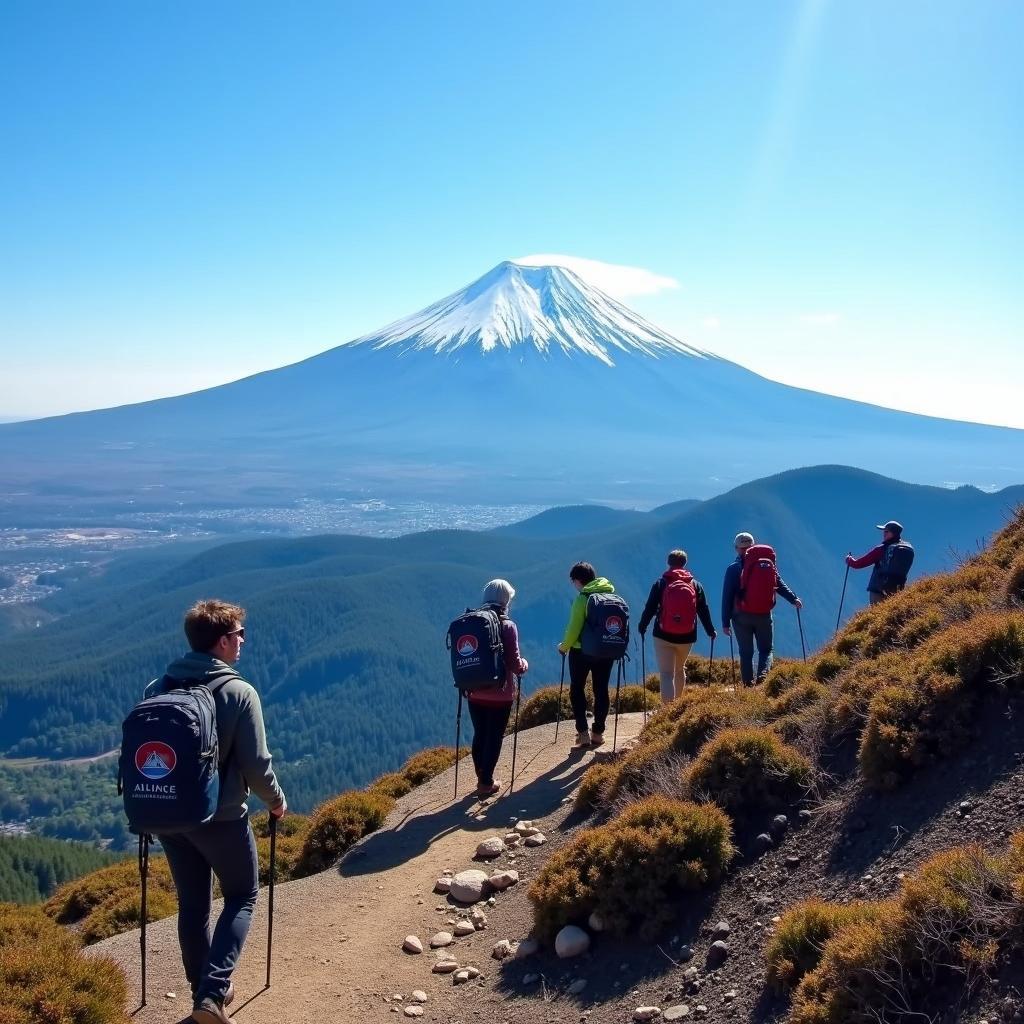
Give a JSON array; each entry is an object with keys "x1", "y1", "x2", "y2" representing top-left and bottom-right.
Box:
[{"x1": 146, "y1": 599, "x2": 286, "y2": 1024}]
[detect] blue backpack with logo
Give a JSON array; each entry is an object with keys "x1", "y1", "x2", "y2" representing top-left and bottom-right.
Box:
[
  {"x1": 447, "y1": 608, "x2": 505, "y2": 692},
  {"x1": 119, "y1": 675, "x2": 230, "y2": 835},
  {"x1": 581, "y1": 593, "x2": 630, "y2": 659}
]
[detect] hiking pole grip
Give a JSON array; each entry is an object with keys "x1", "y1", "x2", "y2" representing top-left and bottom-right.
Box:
[
  {"x1": 139, "y1": 833, "x2": 149, "y2": 1008},
  {"x1": 266, "y1": 813, "x2": 277, "y2": 988},
  {"x1": 835, "y1": 565, "x2": 851, "y2": 636},
  {"x1": 554, "y1": 653, "x2": 566, "y2": 743},
  {"x1": 509, "y1": 676, "x2": 522, "y2": 796}
]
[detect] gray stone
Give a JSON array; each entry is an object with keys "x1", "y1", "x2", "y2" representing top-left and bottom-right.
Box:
[
  {"x1": 404, "y1": 1008, "x2": 423, "y2": 1019},
  {"x1": 470, "y1": 907, "x2": 488, "y2": 929},
  {"x1": 432, "y1": 959, "x2": 458, "y2": 974},
  {"x1": 430, "y1": 931, "x2": 453, "y2": 948},
  {"x1": 411, "y1": 991, "x2": 428, "y2": 1003},
  {"x1": 524, "y1": 832, "x2": 547, "y2": 847},
  {"x1": 433, "y1": 877, "x2": 452, "y2": 895},
  {"x1": 555, "y1": 925, "x2": 591, "y2": 958},
  {"x1": 450, "y1": 869, "x2": 490, "y2": 903},
  {"x1": 754, "y1": 833, "x2": 773, "y2": 854},
  {"x1": 678, "y1": 945, "x2": 694, "y2": 963},
  {"x1": 402, "y1": 935, "x2": 424, "y2": 954},
  {"x1": 588, "y1": 911, "x2": 605, "y2": 932},
  {"x1": 771, "y1": 813, "x2": 790, "y2": 834},
  {"x1": 476, "y1": 836, "x2": 506, "y2": 858},
  {"x1": 664, "y1": 1007, "x2": 691, "y2": 1021},
  {"x1": 706, "y1": 940, "x2": 729, "y2": 967},
  {"x1": 785, "y1": 854, "x2": 801, "y2": 869},
  {"x1": 453, "y1": 969, "x2": 472, "y2": 985},
  {"x1": 453, "y1": 920, "x2": 475, "y2": 937},
  {"x1": 515, "y1": 937, "x2": 540, "y2": 959},
  {"x1": 488, "y1": 869, "x2": 520, "y2": 891},
  {"x1": 712, "y1": 920, "x2": 730, "y2": 940},
  {"x1": 492, "y1": 939, "x2": 513, "y2": 960},
  {"x1": 567, "y1": 978, "x2": 588, "y2": 995},
  {"x1": 634, "y1": 1008, "x2": 661, "y2": 1022}
]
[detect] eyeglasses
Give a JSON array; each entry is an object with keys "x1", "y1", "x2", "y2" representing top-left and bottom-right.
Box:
[{"x1": 224, "y1": 627, "x2": 245, "y2": 640}]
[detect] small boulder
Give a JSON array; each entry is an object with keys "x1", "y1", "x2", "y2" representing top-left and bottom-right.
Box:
[
  {"x1": 430, "y1": 931, "x2": 453, "y2": 948},
  {"x1": 402, "y1": 935, "x2": 424, "y2": 954},
  {"x1": 488, "y1": 869, "x2": 520, "y2": 891},
  {"x1": 476, "y1": 836, "x2": 505, "y2": 859},
  {"x1": 404, "y1": 1008, "x2": 423, "y2": 1019},
  {"x1": 515, "y1": 937, "x2": 540, "y2": 959},
  {"x1": 470, "y1": 908, "x2": 488, "y2": 930},
  {"x1": 567, "y1": 979, "x2": 588, "y2": 995},
  {"x1": 785, "y1": 854, "x2": 801, "y2": 869},
  {"x1": 453, "y1": 920, "x2": 475, "y2": 937},
  {"x1": 450, "y1": 869, "x2": 490, "y2": 903},
  {"x1": 433, "y1": 877, "x2": 452, "y2": 895},
  {"x1": 754, "y1": 833, "x2": 773, "y2": 854},
  {"x1": 432, "y1": 959, "x2": 458, "y2": 974},
  {"x1": 492, "y1": 939, "x2": 513, "y2": 960},
  {"x1": 505, "y1": 832, "x2": 522, "y2": 846},
  {"x1": 525, "y1": 832, "x2": 547, "y2": 848},
  {"x1": 634, "y1": 1008, "x2": 661, "y2": 1021},
  {"x1": 453, "y1": 969, "x2": 472, "y2": 985},
  {"x1": 664, "y1": 1007, "x2": 691, "y2": 1021},
  {"x1": 465, "y1": 966, "x2": 480, "y2": 979},
  {"x1": 711, "y1": 920, "x2": 730, "y2": 940},
  {"x1": 588, "y1": 911, "x2": 605, "y2": 932},
  {"x1": 555, "y1": 925, "x2": 591, "y2": 959},
  {"x1": 706, "y1": 940, "x2": 729, "y2": 968},
  {"x1": 411, "y1": 991, "x2": 428, "y2": 1003},
  {"x1": 771, "y1": 813, "x2": 789, "y2": 835}
]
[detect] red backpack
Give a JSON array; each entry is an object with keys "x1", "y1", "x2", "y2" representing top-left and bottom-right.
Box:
[
  {"x1": 659, "y1": 569, "x2": 698, "y2": 634},
  {"x1": 736, "y1": 544, "x2": 778, "y2": 614}
]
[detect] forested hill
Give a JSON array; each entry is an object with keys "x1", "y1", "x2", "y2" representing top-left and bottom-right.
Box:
[
  {"x1": 0, "y1": 834, "x2": 120, "y2": 904},
  {"x1": 0, "y1": 466, "x2": 1020, "y2": 813}
]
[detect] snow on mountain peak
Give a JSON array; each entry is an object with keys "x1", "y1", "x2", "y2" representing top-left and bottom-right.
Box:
[{"x1": 350, "y1": 261, "x2": 707, "y2": 364}]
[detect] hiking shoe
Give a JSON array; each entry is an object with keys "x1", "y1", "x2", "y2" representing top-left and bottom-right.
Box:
[
  {"x1": 223, "y1": 983, "x2": 235, "y2": 1008},
  {"x1": 191, "y1": 997, "x2": 235, "y2": 1024},
  {"x1": 475, "y1": 782, "x2": 501, "y2": 798},
  {"x1": 573, "y1": 731, "x2": 591, "y2": 748},
  {"x1": 589, "y1": 731, "x2": 605, "y2": 748}
]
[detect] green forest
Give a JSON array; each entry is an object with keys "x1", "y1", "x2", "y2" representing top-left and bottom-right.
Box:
[{"x1": 0, "y1": 833, "x2": 121, "y2": 903}]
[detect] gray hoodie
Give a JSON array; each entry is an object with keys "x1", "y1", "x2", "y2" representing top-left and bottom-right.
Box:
[{"x1": 145, "y1": 651, "x2": 284, "y2": 821}]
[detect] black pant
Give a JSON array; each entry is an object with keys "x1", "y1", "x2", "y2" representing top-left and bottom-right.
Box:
[
  {"x1": 468, "y1": 701, "x2": 513, "y2": 786},
  {"x1": 731, "y1": 611, "x2": 774, "y2": 685},
  {"x1": 568, "y1": 648, "x2": 613, "y2": 735}
]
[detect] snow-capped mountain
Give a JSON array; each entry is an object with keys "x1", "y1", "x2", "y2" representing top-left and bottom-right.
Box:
[
  {"x1": 354, "y1": 261, "x2": 707, "y2": 363},
  {"x1": 1, "y1": 261, "x2": 1022, "y2": 510}
]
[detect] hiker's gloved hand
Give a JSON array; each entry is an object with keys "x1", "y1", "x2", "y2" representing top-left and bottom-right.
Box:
[
  {"x1": 709, "y1": 630, "x2": 718, "y2": 640},
  {"x1": 557, "y1": 642, "x2": 569, "y2": 655},
  {"x1": 845, "y1": 554, "x2": 855, "y2": 567},
  {"x1": 271, "y1": 797, "x2": 288, "y2": 819},
  {"x1": 723, "y1": 626, "x2": 732, "y2": 638},
  {"x1": 521, "y1": 659, "x2": 529, "y2": 674},
  {"x1": 794, "y1": 598, "x2": 803, "y2": 609}
]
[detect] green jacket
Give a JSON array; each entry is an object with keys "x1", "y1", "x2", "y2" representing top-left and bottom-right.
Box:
[{"x1": 562, "y1": 577, "x2": 616, "y2": 649}]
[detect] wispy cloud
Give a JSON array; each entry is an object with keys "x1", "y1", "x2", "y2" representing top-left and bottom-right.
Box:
[
  {"x1": 513, "y1": 254, "x2": 680, "y2": 298},
  {"x1": 799, "y1": 312, "x2": 841, "y2": 327}
]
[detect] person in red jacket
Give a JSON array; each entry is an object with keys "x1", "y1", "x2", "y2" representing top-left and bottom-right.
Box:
[
  {"x1": 846, "y1": 521, "x2": 915, "y2": 604},
  {"x1": 468, "y1": 579, "x2": 528, "y2": 798}
]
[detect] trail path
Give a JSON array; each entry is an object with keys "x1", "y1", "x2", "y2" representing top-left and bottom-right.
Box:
[{"x1": 95, "y1": 714, "x2": 646, "y2": 1024}]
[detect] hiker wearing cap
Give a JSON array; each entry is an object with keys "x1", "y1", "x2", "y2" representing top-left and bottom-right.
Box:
[
  {"x1": 722, "y1": 532, "x2": 802, "y2": 686},
  {"x1": 557, "y1": 562, "x2": 620, "y2": 748},
  {"x1": 846, "y1": 521, "x2": 915, "y2": 604},
  {"x1": 468, "y1": 579, "x2": 528, "y2": 798},
  {"x1": 639, "y1": 550, "x2": 716, "y2": 703}
]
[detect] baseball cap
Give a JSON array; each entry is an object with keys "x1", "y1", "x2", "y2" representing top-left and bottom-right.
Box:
[{"x1": 875, "y1": 521, "x2": 903, "y2": 535}]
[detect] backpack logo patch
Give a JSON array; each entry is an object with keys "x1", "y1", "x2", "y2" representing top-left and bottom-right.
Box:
[
  {"x1": 456, "y1": 635, "x2": 479, "y2": 657},
  {"x1": 605, "y1": 615, "x2": 624, "y2": 635},
  {"x1": 136, "y1": 741, "x2": 176, "y2": 780}
]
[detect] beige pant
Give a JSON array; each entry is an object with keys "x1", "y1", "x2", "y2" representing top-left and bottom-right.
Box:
[{"x1": 653, "y1": 636, "x2": 694, "y2": 703}]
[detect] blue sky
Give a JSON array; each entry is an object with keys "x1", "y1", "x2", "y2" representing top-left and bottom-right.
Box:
[{"x1": 1, "y1": 1, "x2": 1021, "y2": 424}]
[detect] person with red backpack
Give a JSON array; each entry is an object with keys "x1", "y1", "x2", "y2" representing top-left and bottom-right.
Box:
[
  {"x1": 638, "y1": 549, "x2": 716, "y2": 703},
  {"x1": 721, "y1": 532, "x2": 802, "y2": 686}
]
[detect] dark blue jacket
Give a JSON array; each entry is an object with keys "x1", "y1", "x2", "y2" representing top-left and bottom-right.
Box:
[{"x1": 721, "y1": 554, "x2": 799, "y2": 628}]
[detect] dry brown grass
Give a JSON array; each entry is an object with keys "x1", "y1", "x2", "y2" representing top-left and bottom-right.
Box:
[{"x1": 0, "y1": 903, "x2": 128, "y2": 1023}]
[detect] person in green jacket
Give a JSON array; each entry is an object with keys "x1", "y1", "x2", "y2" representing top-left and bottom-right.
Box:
[{"x1": 557, "y1": 561, "x2": 617, "y2": 748}]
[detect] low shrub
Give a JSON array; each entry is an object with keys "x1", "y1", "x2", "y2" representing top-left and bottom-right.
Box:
[
  {"x1": 528, "y1": 796, "x2": 733, "y2": 940},
  {"x1": 812, "y1": 652, "x2": 849, "y2": 683},
  {"x1": 669, "y1": 687, "x2": 767, "y2": 756},
  {"x1": 295, "y1": 790, "x2": 395, "y2": 876},
  {"x1": 1005, "y1": 552, "x2": 1024, "y2": 606},
  {"x1": 368, "y1": 771, "x2": 415, "y2": 800},
  {"x1": 766, "y1": 680, "x2": 829, "y2": 719},
  {"x1": 607, "y1": 735, "x2": 675, "y2": 800},
  {"x1": 762, "y1": 660, "x2": 814, "y2": 698},
  {"x1": 686, "y1": 726, "x2": 812, "y2": 821},
  {"x1": 400, "y1": 746, "x2": 466, "y2": 786},
  {"x1": 613, "y1": 684, "x2": 660, "y2": 713},
  {"x1": 0, "y1": 903, "x2": 129, "y2": 1023},
  {"x1": 765, "y1": 898, "x2": 886, "y2": 989},
  {"x1": 786, "y1": 844, "x2": 1019, "y2": 1024},
  {"x1": 44, "y1": 855, "x2": 179, "y2": 943},
  {"x1": 511, "y1": 683, "x2": 578, "y2": 733},
  {"x1": 250, "y1": 812, "x2": 309, "y2": 886},
  {"x1": 574, "y1": 761, "x2": 617, "y2": 813}
]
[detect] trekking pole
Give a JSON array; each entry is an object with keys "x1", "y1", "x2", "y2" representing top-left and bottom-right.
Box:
[
  {"x1": 709, "y1": 635, "x2": 715, "y2": 679},
  {"x1": 612, "y1": 659, "x2": 623, "y2": 752},
  {"x1": 453, "y1": 690, "x2": 463, "y2": 799},
  {"x1": 835, "y1": 565, "x2": 851, "y2": 636},
  {"x1": 797, "y1": 606, "x2": 807, "y2": 663},
  {"x1": 554, "y1": 652, "x2": 566, "y2": 743},
  {"x1": 729, "y1": 634, "x2": 736, "y2": 686},
  {"x1": 139, "y1": 833, "x2": 149, "y2": 1008},
  {"x1": 509, "y1": 677, "x2": 522, "y2": 795},
  {"x1": 638, "y1": 638, "x2": 647, "y2": 725},
  {"x1": 266, "y1": 813, "x2": 277, "y2": 989}
]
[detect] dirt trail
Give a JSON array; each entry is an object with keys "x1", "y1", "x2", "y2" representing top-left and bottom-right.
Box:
[{"x1": 94, "y1": 714, "x2": 646, "y2": 1024}]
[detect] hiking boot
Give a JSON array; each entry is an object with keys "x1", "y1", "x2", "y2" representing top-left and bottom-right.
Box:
[
  {"x1": 589, "y1": 730, "x2": 605, "y2": 748},
  {"x1": 573, "y1": 731, "x2": 591, "y2": 748},
  {"x1": 475, "y1": 782, "x2": 501, "y2": 798},
  {"x1": 191, "y1": 996, "x2": 235, "y2": 1024},
  {"x1": 224, "y1": 983, "x2": 235, "y2": 1008}
]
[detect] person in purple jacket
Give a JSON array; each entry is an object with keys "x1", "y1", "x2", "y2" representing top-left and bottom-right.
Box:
[{"x1": 467, "y1": 579, "x2": 529, "y2": 798}]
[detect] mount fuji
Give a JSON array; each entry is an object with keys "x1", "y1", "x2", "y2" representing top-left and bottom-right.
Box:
[{"x1": 2, "y1": 261, "x2": 1022, "y2": 511}]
